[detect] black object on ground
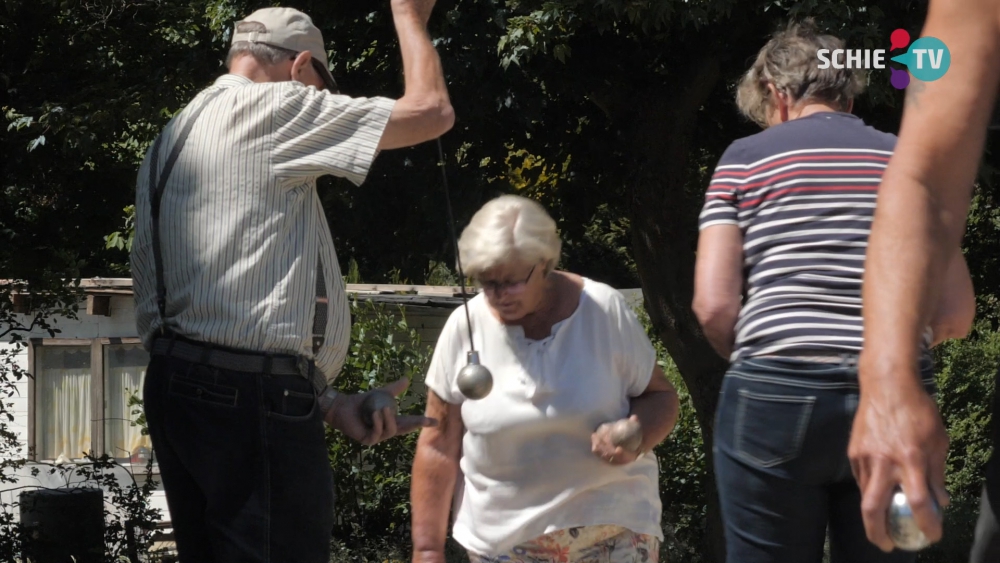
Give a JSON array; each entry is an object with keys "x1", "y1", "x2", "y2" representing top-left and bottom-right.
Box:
[{"x1": 20, "y1": 487, "x2": 105, "y2": 563}]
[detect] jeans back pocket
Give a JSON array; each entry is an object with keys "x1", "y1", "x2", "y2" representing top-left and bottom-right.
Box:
[{"x1": 734, "y1": 389, "x2": 815, "y2": 468}]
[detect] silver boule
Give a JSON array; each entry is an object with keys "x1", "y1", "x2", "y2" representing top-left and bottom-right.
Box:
[
  {"x1": 456, "y1": 351, "x2": 493, "y2": 400},
  {"x1": 887, "y1": 486, "x2": 943, "y2": 551},
  {"x1": 361, "y1": 389, "x2": 398, "y2": 427},
  {"x1": 603, "y1": 418, "x2": 642, "y2": 452}
]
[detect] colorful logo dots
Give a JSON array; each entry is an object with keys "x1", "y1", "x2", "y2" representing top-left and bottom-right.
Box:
[
  {"x1": 889, "y1": 29, "x2": 911, "y2": 52},
  {"x1": 889, "y1": 68, "x2": 911, "y2": 90}
]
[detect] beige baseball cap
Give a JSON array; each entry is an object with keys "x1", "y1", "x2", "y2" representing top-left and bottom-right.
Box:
[{"x1": 232, "y1": 7, "x2": 338, "y2": 92}]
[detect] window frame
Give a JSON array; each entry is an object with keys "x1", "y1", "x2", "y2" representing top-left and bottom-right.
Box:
[{"x1": 27, "y1": 337, "x2": 150, "y2": 465}]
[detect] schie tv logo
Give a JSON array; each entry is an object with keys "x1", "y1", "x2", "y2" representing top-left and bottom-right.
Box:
[{"x1": 816, "y1": 29, "x2": 951, "y2": 90}]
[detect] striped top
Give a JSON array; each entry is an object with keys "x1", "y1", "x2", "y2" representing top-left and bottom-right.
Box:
[
  {"x1": 131, "y1": 74, "x2": 395, "y2": 384},
  {"x1": 699, "y1": 111, "x2": 930, "y2": 363}
]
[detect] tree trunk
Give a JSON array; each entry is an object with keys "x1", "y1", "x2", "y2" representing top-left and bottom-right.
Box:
[{"x1": 615, "y1": 54, "x2": 729, "y2": 563}]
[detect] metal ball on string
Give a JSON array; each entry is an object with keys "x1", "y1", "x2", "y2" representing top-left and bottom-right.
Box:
[{"x1": 436, "y1": 137, "x2": 493, "y2": 401}]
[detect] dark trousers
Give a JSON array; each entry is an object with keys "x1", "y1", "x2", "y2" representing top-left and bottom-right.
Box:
[
  {"x1": 969, "y1": 365, "x2": 1000, "y2": 563},
  {"x1": 970, "y1": 484, "x2": 1000, "y2": 563},
  {"x1": 143, "y1": 353, "x2": 335, "y2": 563},
  {"x1": 714, "y1": 356, "x2": 932, "y2": 563}
]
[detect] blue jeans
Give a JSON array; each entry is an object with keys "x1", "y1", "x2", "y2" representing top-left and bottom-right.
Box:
[
  {"x1": 713, "y1": 356, "x2": 934, "y2": 563},
  {"x1": 143, "y1": 352, "x2": 336, "y2": 563},
  {"x1": 970, "y1": 484, "x2": 1000, "y2": 563}
]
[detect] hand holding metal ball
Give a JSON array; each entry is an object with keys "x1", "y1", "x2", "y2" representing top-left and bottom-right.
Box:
[
  {"x1": 606, "y1": 418, "x2": 643, "y2": 452},
  {"x1": 360, "y1": 389, "x2": 398, "y2": 427},
  {"x1": 887, "y1": 485, "x2": 943, "y2": 551},
  {"x1": 592, "y1": 416, "x2": 643, "y2": 464}
]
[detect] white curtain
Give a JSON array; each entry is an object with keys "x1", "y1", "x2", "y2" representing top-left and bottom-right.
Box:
[
  {"x1": 104, "y1": 344, "x2": 152, "y2": 461},
  {"x1": 36, "y1": 347, "x2": 92, "y2": 461}
]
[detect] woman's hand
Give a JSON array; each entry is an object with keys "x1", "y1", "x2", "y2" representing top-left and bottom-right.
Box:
[
  {"x1": 928, "y1": 249, "x2": 975, "y2": 346},
  {"x1": 591, "y1": 415, "x2": 643, "y2": 465}
]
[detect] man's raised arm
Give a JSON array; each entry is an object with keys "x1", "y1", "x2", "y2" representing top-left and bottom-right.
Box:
[
  {"x1": 378, "y1": 0, "x2": 455, "y2": 150},
  {"x1": 850, "y1": 0, "x2": 1000, "y2": 552}
]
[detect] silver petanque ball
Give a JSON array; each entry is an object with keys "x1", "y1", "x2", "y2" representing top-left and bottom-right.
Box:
[
  {"x1": 360, "y1": 389, "x2": 397, "y2": 428},
  {"x1": 607, "y1": 418, "x2": 643, "y2": 452},
  {"x1": 456, "y1": 351, "x2": 493, "y2": 400},
  {"x1": 887, "y1": 486, "x2": 943, "y2": 551}
]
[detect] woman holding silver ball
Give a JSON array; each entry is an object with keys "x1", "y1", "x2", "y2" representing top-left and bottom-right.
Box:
[{"x1": 409, "y1": 194, "x2": 680, "y2": 563}]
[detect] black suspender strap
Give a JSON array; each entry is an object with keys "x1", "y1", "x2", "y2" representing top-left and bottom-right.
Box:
[
  {"x1": 149, "y1": 89, "x2": 224, "y2": 335},
  {"x1": 308, "y1": 254, "x2": 330, "y2": 393},
  {"x1": 312, "y1": 254, "x2": 328, "y2": 355},
  {"x1": 148, "y1": 87, "x2": 331, "y2": 391}
]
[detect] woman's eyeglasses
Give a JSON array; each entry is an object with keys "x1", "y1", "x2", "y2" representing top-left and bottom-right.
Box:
[{"x1": 478, "y1": 265, "x2": 536, "y2": 296}]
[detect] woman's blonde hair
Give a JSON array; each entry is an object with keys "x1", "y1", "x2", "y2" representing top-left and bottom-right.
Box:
[
  {"x1": 736, "y1": 19, "x2": 866, "y2": 128},
  {"x1": 458, "y1": 195, "x2": 562, "y2": 278}
]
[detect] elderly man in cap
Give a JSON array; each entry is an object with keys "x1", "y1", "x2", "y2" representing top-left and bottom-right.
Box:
[{"x1": 129, "y1": 1, "x2": 452, "y2": 561}]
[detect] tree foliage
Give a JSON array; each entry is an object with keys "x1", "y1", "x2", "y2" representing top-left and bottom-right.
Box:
[{"x1": 325, "y1": 298, "x2": 433, "y2": 544}]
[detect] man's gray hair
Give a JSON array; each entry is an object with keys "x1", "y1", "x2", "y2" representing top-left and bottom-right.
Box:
[
  {"x1": 226, "y1": 21, "x2": 294, "y2": 68},
  {"x1": 736, "y1": 19, "x2": 866, "y2": 128},
  {"x1": 458, "y1": 195, "x2": 562, "y2": 278}
]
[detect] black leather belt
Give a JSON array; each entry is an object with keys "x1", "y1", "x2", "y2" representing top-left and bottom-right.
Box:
[{"x1": 151, "y1": 337, "x2": 302, "y2": 376}]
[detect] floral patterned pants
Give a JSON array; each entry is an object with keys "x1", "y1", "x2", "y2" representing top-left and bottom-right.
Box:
[{"x1": 466, "y1": 525, "x2": 660, "y2": 563}]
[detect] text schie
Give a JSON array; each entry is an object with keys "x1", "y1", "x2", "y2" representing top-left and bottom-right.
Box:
[
  {"x1": 817, "y1": 49, "x2": 886, "y2": 69},
  {"x1": 817, "y1": 48, "x2": 947, "y2": 70}
]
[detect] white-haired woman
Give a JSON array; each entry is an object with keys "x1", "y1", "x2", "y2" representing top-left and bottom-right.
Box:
[{"x1": 409, "y1": 195, "x2": 680, "y2": 563}]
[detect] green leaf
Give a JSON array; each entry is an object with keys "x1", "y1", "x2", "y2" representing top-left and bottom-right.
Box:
[{"x1": 27, "y1": 135, "x2": 46, "y2": 152}]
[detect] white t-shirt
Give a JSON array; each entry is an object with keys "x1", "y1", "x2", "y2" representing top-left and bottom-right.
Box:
[{"x1": 424, "y1": 277, "x2": 662, "y2": 556}]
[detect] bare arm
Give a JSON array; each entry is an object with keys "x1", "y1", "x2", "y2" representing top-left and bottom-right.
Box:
[
  {"x1": 693, "y1": 224, "x2": 744, "y2": 358},
  {"x1": 928, "y1": 250, "x2": 976, "y2": 346},
  {"x1": 379, "y1": 0, "x2": 456, "y2": 150},
  {"x1": 592, "y1": 365, "x2": 680, "y2": 464},
  {"x1": 629, "y1": 365, "x2": 681, "y2": 452},
  {"x1": 851, "y1": 0, "x2": 1000, "y2": 551},
  {"x1": 860, "y1": 0, "x2": 1000, "y2": 380},
  {"x1": 410, "y1": 391, "x2": 463, "y2": 563},
  {"x1": 320, "y1": 378, "x2": 437, "y2": 446}
]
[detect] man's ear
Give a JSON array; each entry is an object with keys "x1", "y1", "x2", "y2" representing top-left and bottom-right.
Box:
[{"x1": 291, "y1": 50, "x2": 313, "y2": 83}]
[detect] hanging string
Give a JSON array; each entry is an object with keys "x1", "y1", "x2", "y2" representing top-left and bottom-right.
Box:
[{"x1": 436, "y1": 137, "x2": 476, "y2": 351}]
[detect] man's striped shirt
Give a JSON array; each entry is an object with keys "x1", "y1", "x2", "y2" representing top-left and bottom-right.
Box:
[
  {"x1": 698, "y1": 111, "x2": 922, "y2": 363},
  {"x1": 131, "y1": 74, "x2": 394, "y2": 384}
]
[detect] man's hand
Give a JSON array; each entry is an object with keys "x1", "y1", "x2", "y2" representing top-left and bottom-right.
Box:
[
  {"x1": 379, "y1": 0, "x2": 454, "y2": 150},
  {"x1": 848, "y1": 369, "x2": 949, "y2": 551},
  {"x1": 326, "y1": 378, "x2": 438, "y2": 446},
  {"x1": 391, "y1": 0, "x2": 437, "y2": 26},
  {"x1": 591, "y1": 415, "x2": 643, "y2": 465}
]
